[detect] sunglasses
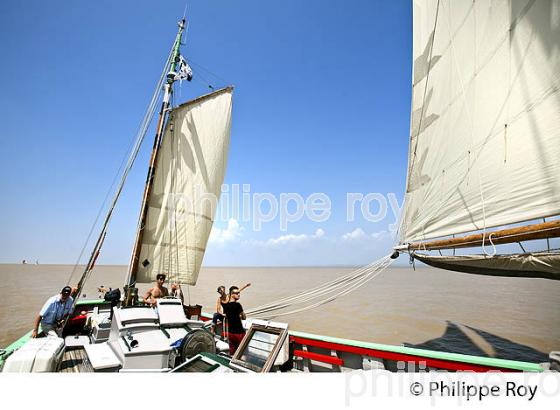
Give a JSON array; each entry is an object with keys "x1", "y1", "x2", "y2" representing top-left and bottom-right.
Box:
[{"x1": 232, "y1": 291, "x2": 240, "y2": 295}]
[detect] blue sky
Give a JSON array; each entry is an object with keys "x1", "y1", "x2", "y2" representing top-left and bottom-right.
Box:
[{"x1": 0, "y1": 0, "x2": 412, "y2": 266}]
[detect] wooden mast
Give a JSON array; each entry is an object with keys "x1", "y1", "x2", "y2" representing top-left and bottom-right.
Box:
[
  {"x1": 125, "y1": 19, "x2": 186, "y2": 300},
  {"x1": 394, "y1": 219, "x2": 560, "y2": 251}
]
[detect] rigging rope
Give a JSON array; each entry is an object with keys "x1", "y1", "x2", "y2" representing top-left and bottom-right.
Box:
[
  {"x1": 186, "y1": 58, "x2": 229, "y2": 90},
  {"x1": 67, "y1": 50, "x2": 172, "y2": 286},
  {"x1": 245, "y1": 254, "x2": 394, "y2": 319},
  {"x1": 72, "y1": 44, "x2": 175, "y2": 298},
  {"x1": 182, "y1": 1, "x2": 188, "y2": 20}
]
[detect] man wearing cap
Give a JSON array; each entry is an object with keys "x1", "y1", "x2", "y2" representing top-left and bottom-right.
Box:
[{"x1": 32, "y1": 286, "x2": 74, "y2": 338}]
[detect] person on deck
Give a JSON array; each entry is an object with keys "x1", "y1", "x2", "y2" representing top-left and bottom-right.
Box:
[
  {"x1": 212, "y1": 285, "x2": 228, "y2": 332},
  {"x1": 143, "y1": 273, "x2": 169, "y2": 306},
  {"x1": 212, "y1": 283, "x2": 251, "y2": 331},
  {"x1": 223, "y1": 286, "x2": 246, "y2": 355},
  {"x1": 170, "y1": 283, "x2": 184, "y2": 304},
  {"x1": 32, "y1": 286, "x2": 74, "y2": 338}
]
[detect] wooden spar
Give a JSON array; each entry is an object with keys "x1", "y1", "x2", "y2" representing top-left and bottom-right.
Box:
[
  {"x1": 396, "y1": 219, "x2": 560, "y2": 251},
  {"x1": 126, "y1": 20, "x2": 185, "y2": 290},
  {"x1": 126, "y1": 92, "x2": 169, "y2": 284}
]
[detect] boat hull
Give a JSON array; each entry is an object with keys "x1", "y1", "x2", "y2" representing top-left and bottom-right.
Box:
[{"x1": 0, "y1": 301, "x2": 546, "y2": 373}]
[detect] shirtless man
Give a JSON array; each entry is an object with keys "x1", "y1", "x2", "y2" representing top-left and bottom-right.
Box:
[{"x1": 143, "y1": 273, "x2": 169, "y2": 306}]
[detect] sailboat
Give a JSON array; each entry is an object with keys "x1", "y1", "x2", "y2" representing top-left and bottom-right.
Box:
[
  {"x1": 393, "y1": 0, "x2": 560, "y2": 282},
  {"x1": 1, "y1": 1, "x2": 558, "y2": 373}
]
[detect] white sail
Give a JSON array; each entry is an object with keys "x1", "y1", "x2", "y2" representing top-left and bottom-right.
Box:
[
  {"x1": 136, "y1": 87, "x2": 233, "y2": 285},
  {"x1": 400, "y1": 0, "x2": 560, "y2": 244}
]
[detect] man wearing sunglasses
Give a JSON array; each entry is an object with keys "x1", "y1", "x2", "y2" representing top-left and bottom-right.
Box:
[
  {"x1": 223, "y1": 286, "x2": 246, "y2": 355},
  {"x1": 143, "y1": 273, "x2": 169, "y2": 306}
]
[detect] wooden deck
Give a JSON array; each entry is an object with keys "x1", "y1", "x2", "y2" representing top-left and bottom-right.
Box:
[{"x1": 60, "y1": 348, "x2": 93, "y2": 373}]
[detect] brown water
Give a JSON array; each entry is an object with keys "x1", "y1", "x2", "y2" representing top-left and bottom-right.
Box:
[{"x1": 1, "y1": 264, "x2": 558, "y2": 363}]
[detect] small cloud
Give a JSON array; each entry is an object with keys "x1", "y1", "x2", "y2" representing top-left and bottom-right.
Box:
[
  {"x1": 266, "y1": 233, "x2": 308, "y2": 247},
  {"x1": 342, "y1": 228, "x2": 366, "y2": 240},
  {"x1": 265, "y1": 228, "x2": 326, "y2": 247},
  {"x1": 209, "y1": 218, "x2": 243, "y2": 243}
]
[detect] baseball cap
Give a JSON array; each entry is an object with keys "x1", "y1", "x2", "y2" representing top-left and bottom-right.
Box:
[{"x1": 61, "y1": 286, "x2": 72, "y2": 295}]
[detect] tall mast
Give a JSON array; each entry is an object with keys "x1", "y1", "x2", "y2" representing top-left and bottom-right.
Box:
[{"x1": 126, "y1": 19, "x2": 186, "y2": 290}]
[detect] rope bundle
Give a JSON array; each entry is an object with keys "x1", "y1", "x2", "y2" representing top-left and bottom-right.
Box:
[{"x1": 246, "y1": 254, "x2": 394, "y2": 319}]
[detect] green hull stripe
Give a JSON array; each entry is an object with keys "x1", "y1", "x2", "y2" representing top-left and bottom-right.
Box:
[
  {"x1": 0, "y1": 331, "x2": 32, "y2": 368},
  {"x1": 76, "y1": 299, "x2": 109, "y2": 306},
  {"x1": 201, "y1": 311, "x2": 543, "y2": 372},
  {"x1": 289, "y1": 330, "x2": 543, "y2": 372}
]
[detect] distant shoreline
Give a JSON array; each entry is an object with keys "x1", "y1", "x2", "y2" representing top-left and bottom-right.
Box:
[{"x1": 0, "y1": 263, "x2": 414, "y2": 269}]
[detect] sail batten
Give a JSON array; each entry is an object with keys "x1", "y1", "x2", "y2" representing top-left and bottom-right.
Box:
[
  {"x1": 400, "y1": 0, "x2": 560, "y2": 244},
  {"x1": 135, "y1": 87, "x2": 233, "y2": 285}
]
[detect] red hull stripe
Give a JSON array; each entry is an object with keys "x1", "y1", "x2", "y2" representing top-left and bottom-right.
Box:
[
  {"x1": 294, "y1": 349, "x2": 344, "y2": 366},
  {"x1": 290, "y1": 336, "x2": 516, "y2": 372}
]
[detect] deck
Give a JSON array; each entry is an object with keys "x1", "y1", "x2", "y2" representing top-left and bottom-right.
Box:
[{"x1": 60, "y1": 348, "x2": 93, "y2": 373}]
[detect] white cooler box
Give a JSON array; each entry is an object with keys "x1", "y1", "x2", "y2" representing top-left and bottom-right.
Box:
[
  {"x1": 65, "y1": 335, "x2": 91, "y2": 350},
  {"x1": 3, "y1": 336, "x2": 65, "y2": 372}
]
